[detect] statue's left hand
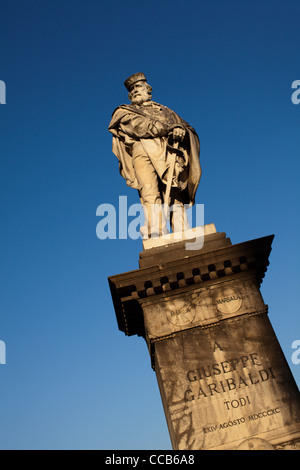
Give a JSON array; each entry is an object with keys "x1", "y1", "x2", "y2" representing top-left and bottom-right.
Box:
[{"x1": 172, "y1": 127, "x2": 186, "y2": 142}]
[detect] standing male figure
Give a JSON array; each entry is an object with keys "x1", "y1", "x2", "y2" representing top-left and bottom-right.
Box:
[{"x1": 108, "y1": 73, "x2": 201, "y2": 238}]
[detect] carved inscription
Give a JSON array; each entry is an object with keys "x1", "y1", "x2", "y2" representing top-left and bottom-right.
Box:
[
  {"x1": 166, "y1": 299, "x2": 195, "y2": 326},
  {"x1": 184, "y1": 351, "x2": 276, "y2": 401},
  {"x1": 164, "y1": 287, "x2": 245, "y2": 330},
  {"x1": 214, "y1": 288, "x2": 243, "y2": 314},
  {"x1": 203, "y1": 408, "x2": 281, "y2": 435},
  {"x1": 179, "y1": 341, "x2": 282, "y2": 444}
]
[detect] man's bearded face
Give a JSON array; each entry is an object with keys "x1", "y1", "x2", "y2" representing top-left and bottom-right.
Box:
[{"x1": 129, "y1": 81, "x2": 151, "y2": 105}]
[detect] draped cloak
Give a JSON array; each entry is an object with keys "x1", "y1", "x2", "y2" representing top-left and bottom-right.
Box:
[{"x1": 108, "y1": 101, "x2": 201, "y2": 206}]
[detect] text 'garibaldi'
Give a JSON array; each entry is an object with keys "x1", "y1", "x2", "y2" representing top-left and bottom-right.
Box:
[{"x1": 108, "y1": 73, "x2": 201, "y2": 238}]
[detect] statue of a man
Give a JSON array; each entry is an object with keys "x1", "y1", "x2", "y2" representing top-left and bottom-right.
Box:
[{"x1": 108, "y1": 73, "x2": 201, "y2": 238}]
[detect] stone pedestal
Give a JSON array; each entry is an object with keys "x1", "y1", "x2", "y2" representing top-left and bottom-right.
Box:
[{"x1": 108, "y1": 226, "x2": 300, "y2": 450}]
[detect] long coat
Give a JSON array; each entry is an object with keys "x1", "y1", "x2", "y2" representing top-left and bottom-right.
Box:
[{"x1": 108, "y1": 101, "x2": 201, "y2": 206}]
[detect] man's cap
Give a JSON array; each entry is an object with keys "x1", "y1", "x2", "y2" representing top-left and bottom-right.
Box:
[{"x1": 124, "y1": 72, "x2": 147, "y2": 91}]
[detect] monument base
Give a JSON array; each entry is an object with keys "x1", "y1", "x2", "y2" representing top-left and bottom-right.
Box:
[
  {"x1": 108, "y1": 225, "x2": 300, "y2": 450},
  {"x1": 142, "y1": 223, "x2": 217, "y2": 250}
]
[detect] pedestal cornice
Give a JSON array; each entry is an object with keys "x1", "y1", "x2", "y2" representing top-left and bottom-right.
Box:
[{"x1": 108, "y1": 234, "x2": 274, "y2": 338}]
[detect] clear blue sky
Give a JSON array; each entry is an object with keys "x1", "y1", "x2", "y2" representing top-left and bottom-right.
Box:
[{"x1": 0, "y1": 0, "x2": 299, "y2": 450}]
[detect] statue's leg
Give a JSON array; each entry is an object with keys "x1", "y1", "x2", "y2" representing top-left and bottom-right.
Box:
[
  {"x1": 133, "y1": 154, "x2": 168, "y2": 238},
  {"x1": 169, "y1": 188, "x2": 190, "y2": 234}
]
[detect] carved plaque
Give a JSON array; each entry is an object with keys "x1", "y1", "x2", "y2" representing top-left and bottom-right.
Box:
[
  {"x1": 154, "y1": 313, "x2": 300, "y2": 450},
  {"x1": 166, "y1": 299, "x2": 196, "y2": 326},
  {"x1": 213, "y1": 287, "x2": 243, "y2": 314}
]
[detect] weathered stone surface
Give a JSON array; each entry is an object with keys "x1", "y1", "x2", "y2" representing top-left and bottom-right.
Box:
[
  {"x1": 154, "y1": 313, "x2": 300, "y2": 450},
  {"x1": 108, "y1": 228, "x2": 300, "y2": 449},
  {"x1": 142, "y1": 224, "x2": 217, "y2": 250},
  {"x1": 141, "y1": 277, "x2": 266, "y2": 341}
]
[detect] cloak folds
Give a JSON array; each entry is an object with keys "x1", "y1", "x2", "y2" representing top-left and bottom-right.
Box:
[{"x1": 108, "y1": 103, "x2": 201, "y2": 206}]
